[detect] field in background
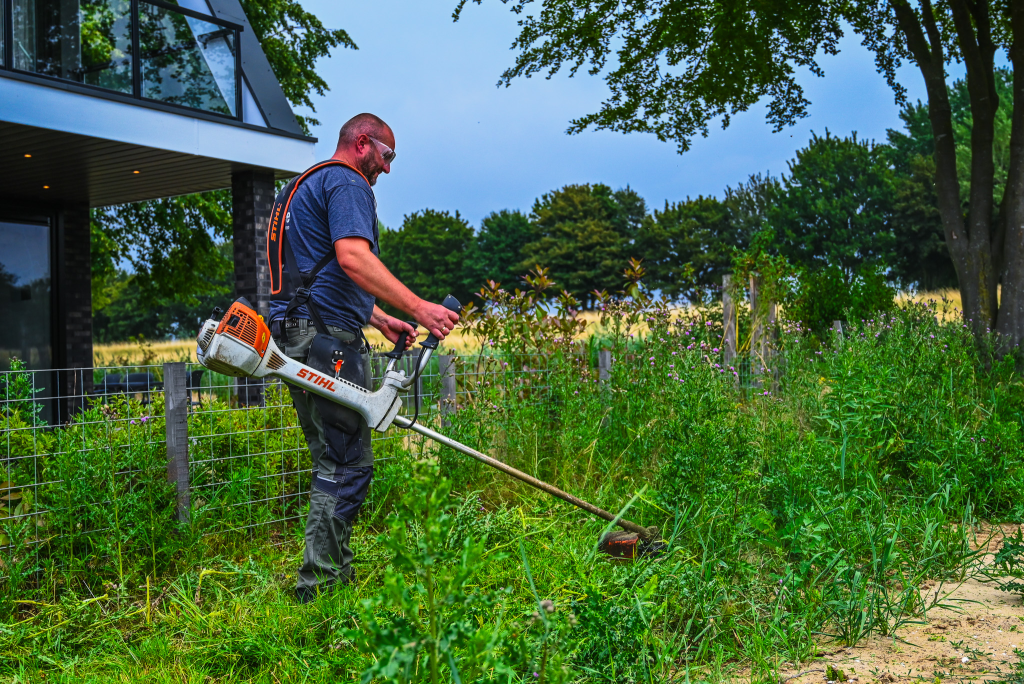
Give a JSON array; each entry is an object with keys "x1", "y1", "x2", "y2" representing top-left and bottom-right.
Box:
[{"x1": 93, "y1": 290, "x2": 965, "y2": 366}]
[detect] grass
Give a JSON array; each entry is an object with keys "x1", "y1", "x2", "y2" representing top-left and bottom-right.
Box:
[{"x1": 9, "y1": 287, "x2": 1023, "y2": 683}]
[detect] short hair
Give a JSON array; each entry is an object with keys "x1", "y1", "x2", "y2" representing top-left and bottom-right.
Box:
[{"x1": 337, "y1": 113, "x2": 390, "y2": 146}]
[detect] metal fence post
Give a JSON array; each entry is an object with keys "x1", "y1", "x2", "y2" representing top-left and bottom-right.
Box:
[
  {"x1": 164, "y1": 362, "x2": 190, "y2": 522},
  {"x1": 598, "y1": 349, "x2": 612, "y2": 382},
  {"x1": 722, "y1": 274, "x2": 737, "y2": 369},
  {"x1": 833, "y1": 320, "x2": 844, "y2": 340},
  {"x1": 438, "y1": 355, "x2": 456, "y2": 427}
]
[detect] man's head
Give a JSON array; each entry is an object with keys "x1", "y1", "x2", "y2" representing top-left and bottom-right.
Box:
[{"x1": 335, "y1": 113, "x2": 395, "y2": 186}]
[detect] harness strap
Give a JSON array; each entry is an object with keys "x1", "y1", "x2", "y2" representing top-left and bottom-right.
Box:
[
  {"x1": 269, "y1": 159, "x2": 373, "y2": 338},
  {"x1": 282, "y1": 233, "x2": 330, "y2": 336}
]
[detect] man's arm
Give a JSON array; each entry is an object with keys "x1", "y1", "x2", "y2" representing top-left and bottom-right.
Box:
[
  {"x1": 335, "y1": 237, "x2": 459, "y2": 340},
  {"x1": 369, "y1": 305, "x2": 416, "y2": 348}
]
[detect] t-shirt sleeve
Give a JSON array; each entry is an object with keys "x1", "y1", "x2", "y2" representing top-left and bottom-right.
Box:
[{"x1": 325, "y1": 171, "x2": 376, "y2": 245}]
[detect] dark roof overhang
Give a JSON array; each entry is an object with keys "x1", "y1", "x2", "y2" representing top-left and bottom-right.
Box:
[{"x1": 0, "y1": 73, "x2": 317, "y2": 207}]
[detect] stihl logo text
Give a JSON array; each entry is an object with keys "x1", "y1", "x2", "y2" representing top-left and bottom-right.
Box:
[{"x1": 297, "y1": 368, "x2": 336, "y2": 391}]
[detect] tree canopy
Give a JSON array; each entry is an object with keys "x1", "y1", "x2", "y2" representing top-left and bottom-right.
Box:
[
  {"x1": 521, "y1": 184, "x2": 645, "y2": 307},
  {"x1": 458, "y1": 0, "x2": 1024, "y2": 353},
  {"x1": 378, "y1": 210, "x2": 476, "y2": 309}
]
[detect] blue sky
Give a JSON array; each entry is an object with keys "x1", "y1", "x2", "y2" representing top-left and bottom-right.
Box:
[{"x1": 296, "y1": 1, "x2": 934, "y2": 230}]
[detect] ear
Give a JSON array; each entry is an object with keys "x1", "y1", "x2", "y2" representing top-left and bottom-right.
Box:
[{"x1": 356, "y1": 134, "x2": 372, "y2": 154}]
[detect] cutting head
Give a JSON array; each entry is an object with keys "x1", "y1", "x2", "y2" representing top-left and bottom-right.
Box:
[{"x1": 598, "y1": 527, "x2": 666, "y2": 560}]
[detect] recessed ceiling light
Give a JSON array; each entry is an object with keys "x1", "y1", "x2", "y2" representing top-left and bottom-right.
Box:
[
  {"x1": 133, "y1": 170, "x2": 140, "y2": 174},
  {"x1": 43, "y1": 185, "x2": 49, "y2": 189},
  {"x1": 24, "y1": 154, "x2": 31, "y2": 158}
]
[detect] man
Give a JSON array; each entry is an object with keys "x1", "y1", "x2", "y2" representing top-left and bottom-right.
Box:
[{"x1": 269, "y1": 113, "x2": 460, "y2": 603}]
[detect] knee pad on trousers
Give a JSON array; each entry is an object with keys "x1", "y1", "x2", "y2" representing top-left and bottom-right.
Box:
[
  {"x1": 312, "y1": 467, "x2": 373, "y2": 523},
  {"x1": 323, "y1": 422, "x2": 366, "y2": 467}
]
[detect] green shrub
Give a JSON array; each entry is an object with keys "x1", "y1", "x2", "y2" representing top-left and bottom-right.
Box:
[{"x1": 786, "y1": 264, "x2": 896, "y2": 337}]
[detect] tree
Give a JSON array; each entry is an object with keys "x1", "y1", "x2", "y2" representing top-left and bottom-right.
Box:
[
  {"x1": 91, "y1": 0, "x2": 354, "y2": 338},
  {"x1": 458, "y1": 0, "x2": 1024, "y2": 353},
  {"x1": 638, "y1": 195, "x2": 735, "y2": 302},
  {"x1": 521, "y1": 184, "x2": 645, "y2": 307},
  {"x1": 93, "y1": 243, "x2": 234, "y2": 342},
  {"x1": 92, "y1": 191, "x2": 232, "y2": 312},
  {"x1": 378, "y1": 210, "x2": 476, "y2": 308},
  {"x1": 242, "y1": 0, "x2": 355, "y2": 131},
  {"x1": 884, "y1": 69, "x2": 1015, "y2": 290},
  {"x1": 768, "y1": 131, "x2": 897, "y2": 275},
  {"x1": 462, "y1": 209, "x2": 533, "y2": 292}
]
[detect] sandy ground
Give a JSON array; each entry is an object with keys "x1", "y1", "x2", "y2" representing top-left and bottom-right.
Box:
[{"x1": 777, "y1": 525, "x2": 1024, "y2": 684}]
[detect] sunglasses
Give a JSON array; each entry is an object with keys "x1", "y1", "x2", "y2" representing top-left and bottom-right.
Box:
[{"x1": 369, "y1": 136, "x2": 396, "y2": 165}]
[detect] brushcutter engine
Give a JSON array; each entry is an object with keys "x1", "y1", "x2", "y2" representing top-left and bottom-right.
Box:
[{"x1": 196, "y1": 296, "x2": 664, "y2": 559}]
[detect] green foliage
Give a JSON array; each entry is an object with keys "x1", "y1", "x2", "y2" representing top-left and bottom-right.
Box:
[
  {"x1": 239, "y1": 0, "x2": 356, "y2": 132},
  {"x1": 354, "y1": 462, "x2": 509, "y2": 683},
  {"x1": 5, "y1": 264, "x2": 1024, "y2": 680},
  {"x1": 379, "y1": 209, "x2": 476, "y2": 310},
  {"x1": 769, "y1": 131, "x2": 897, "y2": 274},
  {"x1": 521, "y1": 184, "x2": 645, "y2": 307},
  {"x1": 0, "y1": 358, "x2": 45, "y2": 426},
  {"x1": 93, "y1": 241, "x2": 233, "y2": 342},
  {"x1": 92, "y1": 191, "x2": 232, "y2": 310},
  {"x1": 881, "y1": 69, "x2": 1015, "y2": 290},
  {"x1": 785, "y1": 264, "x2": 896, "y2": 337},
  {"x1": 462, "y1": 209, "x2": 533, "y2": 292},
  {"x1": 354, "y1": 462, "x2": 572, "y2": 683},
  {"x1": 454, "y1": 0, "x2": 844, "y2": 153},
  {"x1": 994, "y1": 529, "x2": 1024, "y2": 596},
  {"x1": 639, "y1": 195, "x2": 737, "y2": 302}
]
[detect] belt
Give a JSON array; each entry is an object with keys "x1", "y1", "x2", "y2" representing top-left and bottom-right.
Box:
[
  {"x1": 270, "y1": 318, "x2": 361, "y2": 341},
  {"x1": 270, "y1": 317, "x2": 310, "y2": 337}
]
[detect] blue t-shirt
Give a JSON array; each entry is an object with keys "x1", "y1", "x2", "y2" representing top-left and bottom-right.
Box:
[{"x1": 269, "y1": 165, "x2": 379, "y2": 331}]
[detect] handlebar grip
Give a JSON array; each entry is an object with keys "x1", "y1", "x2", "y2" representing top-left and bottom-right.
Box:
[
  {"x1": 385, "y1": 321, "x2": 418, "y2": 359},
  {"x1": 421, "y1": 294, "x2": 462, "y2": 350}
]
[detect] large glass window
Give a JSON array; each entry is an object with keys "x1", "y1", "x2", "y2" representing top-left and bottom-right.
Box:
[
  {"x1": 3, "y1": 0, "x2": 241, "y2": 117},
  {"x1": 11, "y1": 0, "x2": 133, "y2": 93},
  {"x1": 0, "y1": 220, "x2": 51, "y2": 373},
  {"x1": 139, "y1": 1, "x2": 237, "y2": 116}
]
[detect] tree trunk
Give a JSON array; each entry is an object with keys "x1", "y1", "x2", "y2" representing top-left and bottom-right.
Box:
[
  {"x1": 948, "y1": 0, "x2": 999, "y2": 332},
  {"x1": 893, "y1": 0, "x2": 999, "y2": 338},
  {"x1": 997, "y1": 2, "x2": 1024, "y2": 357}
]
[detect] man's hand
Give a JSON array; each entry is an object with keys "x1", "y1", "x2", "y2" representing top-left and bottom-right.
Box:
[
  {"x1": 414, "y1": 300, "x2": 460, "y2": 341},
  {"x1": 370, "y1": 308, "x2": 417, "y2": 349}
]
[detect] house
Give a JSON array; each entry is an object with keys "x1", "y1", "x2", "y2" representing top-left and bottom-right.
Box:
[{"x1": 0, "y1": 0, "x2": 315, "y2": 397}]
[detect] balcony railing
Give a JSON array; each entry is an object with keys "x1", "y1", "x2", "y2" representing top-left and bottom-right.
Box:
[{"x1": 0, "y1": 0, "x2": 242, "y2": 119}]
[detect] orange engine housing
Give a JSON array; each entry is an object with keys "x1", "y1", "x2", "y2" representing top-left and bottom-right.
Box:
[{"x1": 216, "y1": 300, "x2": 271, "y2": 357}]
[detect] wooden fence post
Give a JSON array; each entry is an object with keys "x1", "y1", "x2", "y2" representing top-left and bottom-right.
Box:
[
  {"x1": 598, "y1": 349, "x2": 612, "y2": 382},
  {"x1": 438, "y1": 355, "x2": 457, "y2": 427},
  {"x1": 722, "y1": 274, "x2": 737, "y2": 369},
  {"x1": 832, "y1": 320, "x2": 844, "y2": 340},
  {"x1": 164, "y1": 362, "x2": 191, "y2": 523},
  {"x1": 749, "y1": 275, "x2": 777, "y2": 388}
]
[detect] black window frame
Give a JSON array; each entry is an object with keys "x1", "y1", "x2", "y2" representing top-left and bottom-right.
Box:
[{"x1": 0, "y1": 0, "x2": 243, "y2": 120}]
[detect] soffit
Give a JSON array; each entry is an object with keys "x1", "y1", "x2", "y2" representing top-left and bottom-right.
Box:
[{"x1": 0, "y1": 120, "x2": 295, "y2": 207}]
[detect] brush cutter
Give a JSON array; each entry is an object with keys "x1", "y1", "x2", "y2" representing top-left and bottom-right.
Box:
[{"x1": 195, "y1": 295, "x2": 664, "y2": 560}]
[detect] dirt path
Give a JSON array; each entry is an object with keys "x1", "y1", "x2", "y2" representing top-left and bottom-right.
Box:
[{"x1": 780, "y1": 526, "x2": 1024, "y2": 684}]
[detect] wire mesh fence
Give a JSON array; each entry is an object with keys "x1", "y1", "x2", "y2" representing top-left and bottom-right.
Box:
[
  {"x1": 0, "y1": 342, "x2": 771, "y2": 557},
  {"x1": 0, "y1": 363, "x2": 169, "y2": 570}
]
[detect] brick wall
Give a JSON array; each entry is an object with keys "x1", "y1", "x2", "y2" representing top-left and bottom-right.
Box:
[
  {"x1": 232, "y1": 170, "x2": 276, "y2": 319},
  {"x1": 56, "y1": 206, "x2": 94, "y2": 412}
]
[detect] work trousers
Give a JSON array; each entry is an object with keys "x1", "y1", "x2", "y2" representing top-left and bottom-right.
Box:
[{"x1": 273, "y1": 319, "x2": 374, "y2": 593}]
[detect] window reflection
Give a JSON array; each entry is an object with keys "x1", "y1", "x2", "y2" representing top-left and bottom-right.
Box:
[
  {"x1": 0, "y1": 221, "x2": 51, "y2": 373},
  {"x1": 139, "y1": 2, "x2": 236, "y2": 116},
  {"x1": 12, "y1": 0, "x2": 133, "y2": 93}
]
